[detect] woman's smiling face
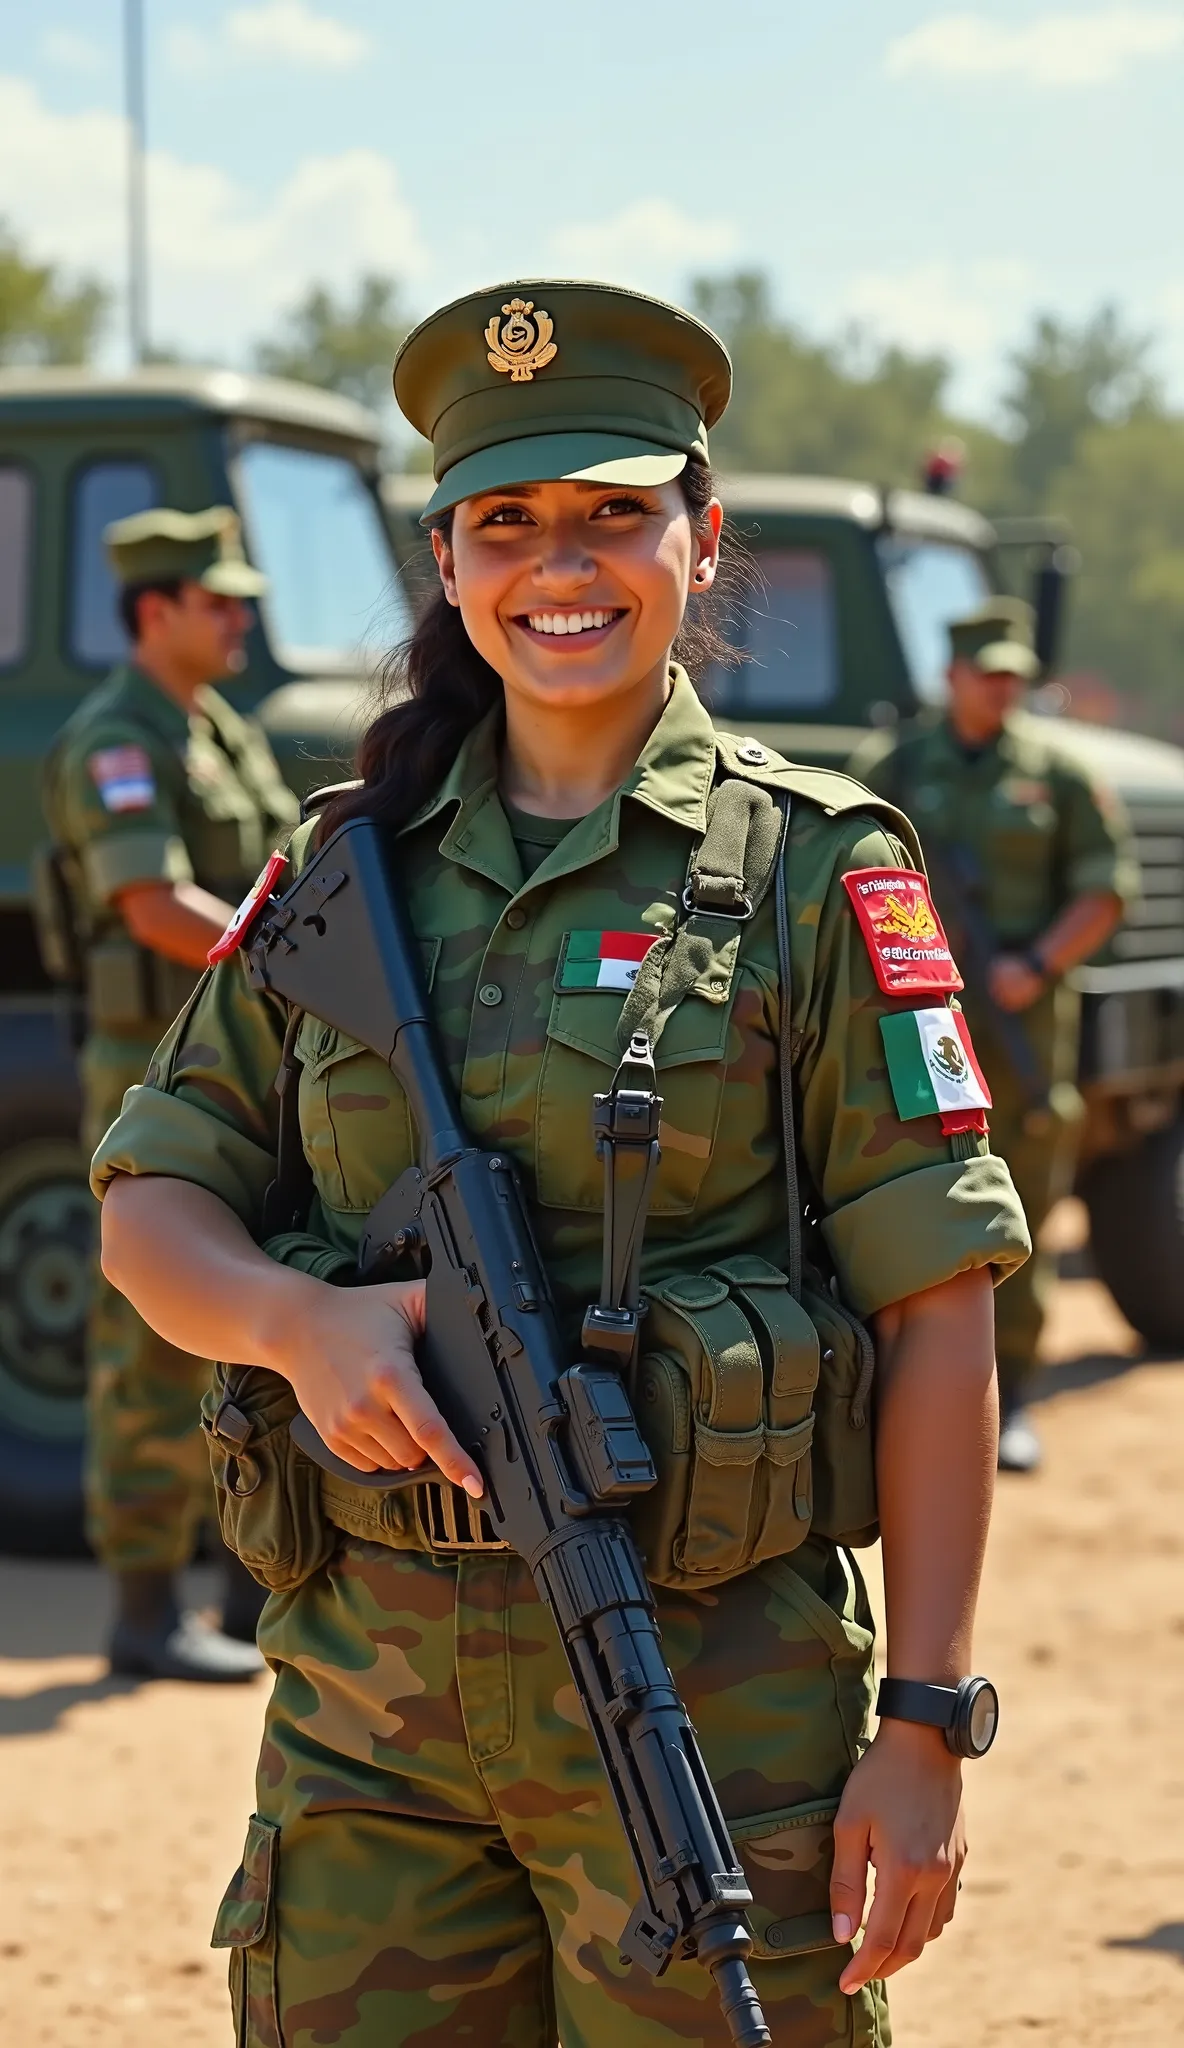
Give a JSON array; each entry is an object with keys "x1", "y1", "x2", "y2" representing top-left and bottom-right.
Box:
[{"x1": 432, "y1": 476, "x2": 722, "y2": 712}]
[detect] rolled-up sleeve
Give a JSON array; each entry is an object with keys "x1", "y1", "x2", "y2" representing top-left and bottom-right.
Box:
[
  {"x1": 90, "y1": 954, "x2": 286, "y2": 1230},
  {"x1": 790, "y1": 811, "x2": 1032, "y2": 1315},
  {"x1": 59, "y1": 720, "x2": 195, "y2": 903}
]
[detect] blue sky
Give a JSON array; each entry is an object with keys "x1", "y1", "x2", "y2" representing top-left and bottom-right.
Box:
[{"x1": 2, "y1": 0, "x2": 1182, "y2": 422}]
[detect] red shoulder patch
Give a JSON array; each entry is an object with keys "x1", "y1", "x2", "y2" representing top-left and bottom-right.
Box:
[
  {"x1": 842, "y1": 867, "x2": 964, "y2": 997},
  {"x1": 207, "y1": 851, "x2": 288, "y2": 966}
]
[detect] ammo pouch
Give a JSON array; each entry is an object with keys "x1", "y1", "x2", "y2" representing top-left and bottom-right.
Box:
[
  {"x1": 201, "y1": 1364, "x2": 336, "y2": 1593},
  {"x1": 87, "y1": 938, "x2": 198, "y2": 1031},
  {"x1": 30, "y1": 843, "x2": 85, "y2": 988},
  {"x1": 630, "y1": 1258, "x2": 878, "y2": 1590},
  {"x1": 633, "y1": 1255, "x2": 818, "y2": 1589}
]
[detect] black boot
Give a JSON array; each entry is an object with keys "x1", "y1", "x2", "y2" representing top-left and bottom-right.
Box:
[
  {"x1": 220, "y1": 1548, "x2": 269, "y2": 1645},
  {"x1": 108, "y1": 1569, "x2": 265, "y2": 1682}
]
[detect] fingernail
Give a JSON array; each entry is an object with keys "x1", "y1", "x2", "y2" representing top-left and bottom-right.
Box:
[
  {"x1": 462, "y1": 1475, "x2": 485, "y2": 1499},
  {"x1": 832, "y1": 1914, "x2": 853, "y2": 1944}
]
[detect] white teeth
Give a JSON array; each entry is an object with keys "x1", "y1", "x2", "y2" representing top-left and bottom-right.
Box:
[{"x1": 525, "y1": 609, "x2": 615, "y2": 636}]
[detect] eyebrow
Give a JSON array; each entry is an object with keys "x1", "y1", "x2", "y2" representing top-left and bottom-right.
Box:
[{"x1": 469, "y1": 480, "x2": 623, "y2": 504}]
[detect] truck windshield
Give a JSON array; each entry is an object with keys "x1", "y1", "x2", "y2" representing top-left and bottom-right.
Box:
[
  {"x1": 235, "y1": 440, "x2": 409, "y2": 669},
  {"x1": 701, "y1": 548, "x2": 839, "y2": 718},
  {"x1": 877, "y1": 536, "x2": 991, "y2": 706}
]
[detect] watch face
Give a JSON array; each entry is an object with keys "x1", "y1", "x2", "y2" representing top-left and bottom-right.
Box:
[{"x1": 967, "y1": 1682, "x2": 999, "y2": 1755}]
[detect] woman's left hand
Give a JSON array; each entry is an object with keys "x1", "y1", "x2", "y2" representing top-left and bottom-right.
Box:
[{"x1": 830, "y1": 1719, "x2": 966, "y2": 1995}]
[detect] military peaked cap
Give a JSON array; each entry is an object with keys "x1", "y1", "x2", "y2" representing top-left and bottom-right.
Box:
[
  {"x1": 104, "y1": 505, "x2": 267, "y2": 598},
  {"x1": 394, "y1": 279, "x2": 732, "y2": 520},
  {"x1": 949, "y1": 596, "x2": 1039, "y2": 680}
]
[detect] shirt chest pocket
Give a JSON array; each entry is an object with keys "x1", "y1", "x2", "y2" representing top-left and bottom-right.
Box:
[
  {"x1": 295, "y1": 1015, "x2": 415, "y2": 1217},
  {"x1": 535, "y1": 982, "x2": 735, "y2": 1216},
  {"x1": 184, "y1": 752, "x2": 264, "y2": 891}
]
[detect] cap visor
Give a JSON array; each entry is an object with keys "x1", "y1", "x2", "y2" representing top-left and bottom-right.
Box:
[
  {"x1": 421, "y1": 432, "x2": 688, "y2": 521},
  {"x1": 200, "y1": 562, "x2": 268, "y2": 598},
  {"x1": 975, "y1": 641, "x2": 1039, "y2": 680}
]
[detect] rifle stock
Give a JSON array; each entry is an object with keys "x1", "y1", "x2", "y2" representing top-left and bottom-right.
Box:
[{"x1": 246, "y1": 818, "x2": 771, "y2": 2048}]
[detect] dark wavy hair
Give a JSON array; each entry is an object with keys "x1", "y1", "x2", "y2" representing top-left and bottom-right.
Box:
[{"x1": 318, "y1": 460, "x2": 749, "y2": 842}]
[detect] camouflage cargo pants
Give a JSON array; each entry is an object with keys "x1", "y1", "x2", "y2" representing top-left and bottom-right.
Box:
[
  {"x1": 81, "y1": 1035, "x2": 213, "y2": 1571},
  {"x1": 213, "y1": 1535, "x2": 888, "y2": 2047}
]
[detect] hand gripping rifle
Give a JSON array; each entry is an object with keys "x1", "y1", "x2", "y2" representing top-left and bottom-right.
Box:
[{"x1": 245, "y1": 817, "x2": 771, "y2": 2048}]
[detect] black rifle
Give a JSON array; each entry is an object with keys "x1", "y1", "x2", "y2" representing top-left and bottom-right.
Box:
[
  {"x1": 246, "y1": 817, "x2": 771, "y2": 2048},
  {"x1": 927, "y1": 838, "x2": 1052, "y2": 1122}
]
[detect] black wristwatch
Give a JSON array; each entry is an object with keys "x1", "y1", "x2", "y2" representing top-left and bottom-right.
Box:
[{"x1": 876, "y1": 1676, "x2": 999, "y2": 1759}]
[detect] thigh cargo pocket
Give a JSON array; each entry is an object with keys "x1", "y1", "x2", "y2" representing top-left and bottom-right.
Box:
[
  {"x1": 202, "y1": 1365, "x2": 336, "y2": 1594},
  {"x1": 633, "y1": 1256, "x2": 820, "y2": 1588},
  {"x1": 731, "y1": 1797, "x2": 841, "y2": 1960},
  {"x1": 212, "y1": 1814, "x2": 281, "y2": 2048}
]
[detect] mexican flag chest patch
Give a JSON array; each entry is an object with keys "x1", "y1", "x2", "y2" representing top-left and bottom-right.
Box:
[
  {"x1": 880, "y1": 1006, "x2": 992, "y2": 1136},
  {"x1": 557, "y1": 930, "x2": 657, "y2": 992}
]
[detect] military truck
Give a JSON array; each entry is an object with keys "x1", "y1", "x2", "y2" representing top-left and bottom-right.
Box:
[
  {"x1": 0, "y1": 367, "x2": 409, "y2": 1549},
  {"x1": 385, "y1": 468, "x2": 1184, "y2": 1352}
]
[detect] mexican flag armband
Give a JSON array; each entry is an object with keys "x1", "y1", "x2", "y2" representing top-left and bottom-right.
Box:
[{"x1": 880, "y1": 1005, "x2": 991, "y2": 1137}]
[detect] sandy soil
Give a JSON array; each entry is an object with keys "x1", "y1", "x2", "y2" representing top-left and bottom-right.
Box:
[{"x1": 3, "y1": 1223, "x2": 1183, "y2": 2045}]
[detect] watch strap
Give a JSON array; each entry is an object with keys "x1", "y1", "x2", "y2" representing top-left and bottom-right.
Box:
[{"x1": 876, "y1": 1677, "x2": 959, "y2": 1730}]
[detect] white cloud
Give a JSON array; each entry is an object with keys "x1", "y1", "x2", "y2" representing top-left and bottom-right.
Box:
[
  {"x1": 886, "y1": 8, "x2": 1184, "y2": 86},
  {"x1": 226, "y1": 1, "x2": 370, "y2": 67},
  {"x1": 546, "y1": 199, "x2": 737, "y2": 292},
  {"x1": 0, "y1": 75, "x2": 424, "y2": 362},
  {"x1": 167, "y1": 2, "x2": 370, "y2": 75},
  {"x1": 41, "y1": 30, "x2": 105, "y2": 73}
]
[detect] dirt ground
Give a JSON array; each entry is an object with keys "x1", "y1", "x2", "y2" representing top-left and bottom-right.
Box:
[{"x1": 3, "y1": 1211, "x2": 1184, "y2": 2045}]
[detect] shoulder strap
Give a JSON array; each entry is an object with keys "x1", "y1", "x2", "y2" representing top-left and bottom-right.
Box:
[
  {"x1": 772, "y1": 793, "x2": 802, "y2": 1301},
  {"x1": 617, "y1": 775, "x2": 782, "y2": 1056},
  {"x1": 260, "y1": 1003, "x2": 315, "y2": 1238}
]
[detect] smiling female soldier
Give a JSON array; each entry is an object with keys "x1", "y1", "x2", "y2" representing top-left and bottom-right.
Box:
[{"x1": 94, "y1": 281, "x2": 1029, "y2": 2048}]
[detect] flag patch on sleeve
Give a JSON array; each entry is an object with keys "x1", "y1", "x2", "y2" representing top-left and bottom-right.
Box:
[
  {"x1": 207, "y1": 851, "x2": 288, "y2": 965},
  {"x1": 842, "y1": 867, "x2": 963, "y2": 995},
  {"x1": 557, "y1": 930, "x2": 656, "y2": 992},
  {"x1": 880, "y1": 1006, "x2": 991, "y2": 1135},
  {"x1": 87, "y1": 744, "x2": 156, "y2": 814}
]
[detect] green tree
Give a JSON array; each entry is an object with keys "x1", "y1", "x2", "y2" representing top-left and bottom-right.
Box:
[
  {"x1": 1052, "y1": 413, "x2": 1184, "y2": 724},
  {"x1": 0, "y1": 218, "x2": 107, "y2": 364},
  {"x1": 689, "y1": 271, "x2": 957, "y2": 486},
  {"x1": 254, "y1": 274, "x2": 410, "y2": 412},
  {"x1": 1002, "y1": 305, "x2": 1161, "y2": 508}
]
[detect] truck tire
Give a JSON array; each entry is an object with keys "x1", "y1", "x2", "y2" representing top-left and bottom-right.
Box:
[
  {"x1": 1080, "y1": 1118, "x2": 1184, "y2": 1351},
  {"x1": 0, "y1": 1097, "x2": 95, "y2": 1556}
]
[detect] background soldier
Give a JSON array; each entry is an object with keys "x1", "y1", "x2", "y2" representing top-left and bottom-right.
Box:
[
  {"x1": 41, "y1": 507, "x2": 298, "y2": 1677},
  {"x1": 853, "y1": 599, "x2": 1137, "y2": 1472}
]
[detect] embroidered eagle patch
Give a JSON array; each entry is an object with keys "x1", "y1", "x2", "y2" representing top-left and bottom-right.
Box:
[{"x1": 842, "y1": 868, "x2": 963, "y2": 996}]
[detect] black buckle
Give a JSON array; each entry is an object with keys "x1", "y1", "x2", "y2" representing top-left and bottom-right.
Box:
[{"x1": 681, "y1": 883, "x2": 754, "y2": 920}]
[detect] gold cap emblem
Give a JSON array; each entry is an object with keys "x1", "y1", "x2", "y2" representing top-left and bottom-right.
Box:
[{"x1": 485, "y1": 298, "x2": 558, "y2": 383}]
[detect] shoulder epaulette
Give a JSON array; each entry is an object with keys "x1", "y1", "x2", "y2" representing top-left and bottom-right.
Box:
[{"x1": 713, "y1": 727, "x2": 911, "y2": 823}]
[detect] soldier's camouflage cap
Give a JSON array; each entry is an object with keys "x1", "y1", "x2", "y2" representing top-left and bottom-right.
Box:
[
  {"x1": 103, "y1": 505, "x2": 267, "y2": 598},
  {"x1": 949, "y1": 596, "x2": 1040, "y2": 680},
  {"x1": 393, "y1": 279, "x2": 733, "y2": 521}
]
